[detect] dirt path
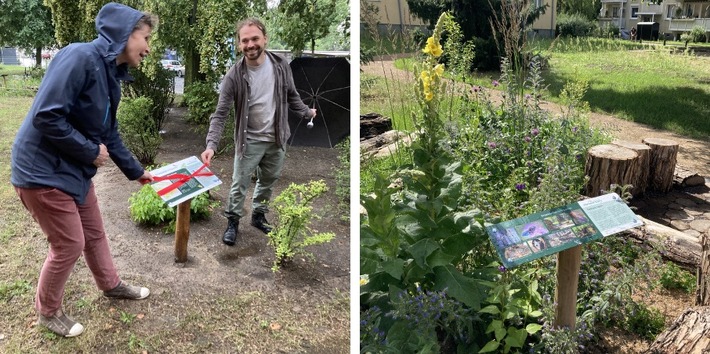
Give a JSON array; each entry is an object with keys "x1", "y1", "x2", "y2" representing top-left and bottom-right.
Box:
[
  {"x1": 90, "y1": 107, "x2": 350, "y2": 353},
  {"x1": 362, "y1": 60, "x2": 710, "y2": 177}
]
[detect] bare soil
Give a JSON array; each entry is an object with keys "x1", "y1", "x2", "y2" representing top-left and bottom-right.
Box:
[
  {"x1": 92, "y1": 106, "x2": 350, "y2": 352},
  {"x1": 363, "y1": 59, "x2": 710, "y2": 353}
]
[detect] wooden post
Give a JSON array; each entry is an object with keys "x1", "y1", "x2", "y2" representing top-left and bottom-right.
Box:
[
  {"x1": 643, "y1": 138, "x2": 679, "y2": 193},
  {"x1": 554, "y1": 245, "x2": 582, "y2": 330},
  {"x1": 611, "y1": 140, "x2": 651, "y2": 196},
  {"x1": 584, "y1": 144, "x2": 639, "y2": 197},
  {"x1": 698, "y1": 233, "x2": 710, "y2": 306},
  {"x1": 174, "y1": 199, "x2": 191, "y2": 263}
]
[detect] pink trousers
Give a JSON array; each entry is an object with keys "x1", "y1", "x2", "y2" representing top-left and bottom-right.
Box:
[{"x1": 15, "y1": 184, "x2": 120, "y2": 317}]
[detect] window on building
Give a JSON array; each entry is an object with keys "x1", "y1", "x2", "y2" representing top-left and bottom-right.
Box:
[
  {"x1": 631, "y1": 7, "x2": 639, "y2": 19},
  {"x1": 535, "y1": 0, "x2": 543, "y2": 8},
  {"x1": 612, "y1": 7, "x2": 620, "y2": 17},
  {"x1": 667, "y1": 4, "x2": 676, "y2": 19}
]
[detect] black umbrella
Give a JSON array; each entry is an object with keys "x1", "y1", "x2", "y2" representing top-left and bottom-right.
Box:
[{"x1": 287, "y1": 57, "x2": 350, "y2": 148}]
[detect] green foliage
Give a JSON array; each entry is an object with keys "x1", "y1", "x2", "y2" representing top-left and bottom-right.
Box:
[
  {"x1": 119, "y1": 311, "x2": 136, "y2": 325},
  {"x1": 122, "y1": 60, "x2": 176, "y2": 134},
  {"x1": 128, "y1": 183, "x2": 218, "y2": 233},
  {"x1": 687, "y1": 26, "x2": 707, "y2": 43},
  {"x1": 117, "y1": 96, "x2": 163, "y2": 165},
  {"x1": 0, "y1": 279, "x2": 32, "y2": 301},
  {"x1": 43, "y1": 0, "x2": 102, "y2": 46},
  {"x1": 556, "y1": 13, "x2": 596, "y2": 38},
  {"x1": 658, "y1": 262, "x2": 696, "y2": 293},
  {"x1": 274, "y1": 0, "x2": 337, "y2": 55},
  {"x1": 183, "y1": 81, "x2": 219, "y2": 125},
  {"x1": 624, "y1": 303, "x2": 665, "y2": 341},
  {"x1": 0, "y1": 0, "x2": 55, "y2": 57},
  {"x1": 334, "y1": 137, "x2": 350, "y2": 221},
  {"x1": 267, "y1": 180, "x2": 335, "y2": 271}
]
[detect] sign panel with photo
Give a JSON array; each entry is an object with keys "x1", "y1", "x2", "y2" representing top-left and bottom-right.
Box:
[{"x1": 486, "y1": 193, "x2": 643, "y2": 268}]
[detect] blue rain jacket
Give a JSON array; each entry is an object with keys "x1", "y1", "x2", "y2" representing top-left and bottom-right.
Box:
[{"x1": 11, "y1": 3, "x2": 145, "y2": 204}]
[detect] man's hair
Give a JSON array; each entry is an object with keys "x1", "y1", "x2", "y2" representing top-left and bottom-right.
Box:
[
  {"x1": 236, "y1": 18, "x2": 267, "y2": 39},
  {"x1": 134, "y1": 13, "x2": 158, "y2": 30}
]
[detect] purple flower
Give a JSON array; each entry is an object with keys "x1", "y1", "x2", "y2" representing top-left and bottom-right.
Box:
[
  {"x1": 531, "y1": 128, "x2": 540, "y2": 136},
  {"x1": 498, "y1": 265, "x2": 507, "y2": 272},
  {"x1": 572, "y1": 126, "x2": 578, "y2": 133},
  {"x1": 492, "y1": 80, "x2": 499, "y2": 87},
  {"x1": 487, "y1": 141, "x2": 497, "y2": 149},
  {"x1": 576, "y1": 154, "x2": 583, "y2": 161},
  {"x1": 525, "y1": 94, "x2": 531, "y2": 100},
  {"x1": 516, "y1": 183, "x2": 526, "y2": 191},
  {"x1": 524, "y1": 136, "x2": 531, "y2": 143}
]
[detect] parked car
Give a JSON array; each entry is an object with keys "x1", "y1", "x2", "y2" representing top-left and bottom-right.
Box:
[{"x1": 160, "y1": 59, "x2": 185, "y2": 77}]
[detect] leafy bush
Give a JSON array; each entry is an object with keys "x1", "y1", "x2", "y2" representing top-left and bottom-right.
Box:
[
  {"x1": 183, "y1": 81, "x2": 219, "y2": 125},
  {"x1": 688, "y1": 26, "x2": 707, "y2": 43},
  {"x1": 128, "y1": 183, "x2": 218, "y2": 233},
  {"x1": 117, "y1": 96, "x2": 162, "y2": 165},
  {"x1": 658, "y1": 262, "x2": 696, "y2": 293},
  {"x1": 334, "y1": 137, "x2": 350, "y2": 221},
  {"x1": 557, "y1": 13, "x2": 596, "y2": 38},
  {"x1": 267, "y1": 180, "x2": 335, "y2": 271},
  {"x1": 122, "y1": 61, "x2": 175, "y2": 133}
]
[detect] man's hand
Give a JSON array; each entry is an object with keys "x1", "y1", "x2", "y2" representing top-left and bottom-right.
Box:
[
  {"x1": 93, "y1": 143, "x2": 109, "y2": 167},
  {"x1": 201, "y1": 148, "x2": 215, "y2": 166},
  {"x1": 137, "y1": 171, "x2": 154, "y2": 185},
  {"x1": 309, "y1": 108, "x2": 317, "y2": 118}
]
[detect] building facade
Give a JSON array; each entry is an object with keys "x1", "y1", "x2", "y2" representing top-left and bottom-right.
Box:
[{"x1": 599, "y1": 0, "x2": 710, "y2": 40}]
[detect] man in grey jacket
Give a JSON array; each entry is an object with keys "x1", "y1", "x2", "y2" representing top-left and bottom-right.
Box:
[{"x1": 201, "y1": 18, "x2": 316, "y2": 246}]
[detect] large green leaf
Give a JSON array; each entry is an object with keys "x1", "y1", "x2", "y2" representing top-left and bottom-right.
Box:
[
  {"x1": 433, "y1": 264, "x2": 484, "y2": 310},
  {"x1": 409, "y1": 238, "x2": 440, "y2": 269},
  {"x1": 380, "y1": 258, "x2": 405, "y2": 280}
]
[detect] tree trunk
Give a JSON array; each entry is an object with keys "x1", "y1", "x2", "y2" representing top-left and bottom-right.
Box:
[
  {"x1": 643, "y1": 138, "x2": 679, "y2": 193},
  {"x1": 612, "y1": 140, "x2": 651, "y2": 196},
  {"x1": 649, "y1": 307, "x2": 710, "y2": 353},
  {"x1": 34, "y1": 47, "x2": 42, "y2": 68},
  {"x1": 584, "y1": 144, "x2": 639, "y2": 197}
]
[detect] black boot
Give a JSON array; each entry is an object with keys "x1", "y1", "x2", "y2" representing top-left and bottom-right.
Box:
[
  {"x1": 222, "y1": 218, "x2": 239, "y2": 246},
  {"x1": 251, "y1": 212, "x2": 272, "y2": 234}
]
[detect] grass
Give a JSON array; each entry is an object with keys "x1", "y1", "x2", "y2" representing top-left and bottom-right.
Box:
[
  {"x1": 0, "y1": 77, "x2": 349, "y2": 353},
  {"x1": 0, "y1": 64, "x2": 28, "y2": 76},
  {"x1": 536, "y1": 41, "x2": 710, "y2": 139},
  {"x1": 363, "y1": 37, "x2": 710, "y2": 140}
]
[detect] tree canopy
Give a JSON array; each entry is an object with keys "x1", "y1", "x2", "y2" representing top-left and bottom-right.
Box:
[{"x1": 0, "y1": 0, "x2": 55, "y2": 66}]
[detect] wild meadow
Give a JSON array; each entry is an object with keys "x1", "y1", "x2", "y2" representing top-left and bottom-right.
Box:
[{"x1": 360, "y1": 13, "x2": 700, "y2": 353}]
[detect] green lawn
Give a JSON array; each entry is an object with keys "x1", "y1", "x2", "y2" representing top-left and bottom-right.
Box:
[{"x1": 540, "y1": 48, "x2": 710, "y2": 139}]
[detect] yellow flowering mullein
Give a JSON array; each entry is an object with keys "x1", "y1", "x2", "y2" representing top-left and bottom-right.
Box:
[{"x1": 422, "y1": 37, "x2": 443, "y2": 57}]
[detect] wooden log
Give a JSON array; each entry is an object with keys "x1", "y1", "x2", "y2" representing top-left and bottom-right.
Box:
[
  {"x1": 174, "y1": 199, "x2": 191, "y2": 263},
  {"x1": 675, "y1": 165, "x2": 706, "y2": 188},
  {"x1": 612, "y1": 140, "x2": 651, "y2": 196},
  {"x1": 649, "y1": 307, "x2": 710, "y2": 353},
  {"x1": 699, "y1": 234, "x2": 710, "y2": 306},
  {"x1": 643, "y1": 138, "x2": 679, "y2": 193},
  {"x1": 584, "y1": 144, "x2": 639, "y2": 197},
  {"x1": 360, "y1": 112, "x2": 392, "y2": 140},
  {"x1": 624, "y1": 215, "x2": 701, "y2": 270}
]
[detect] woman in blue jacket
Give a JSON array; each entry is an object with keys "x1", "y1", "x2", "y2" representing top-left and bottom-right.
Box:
[{"x1": 11, "y1": 3, "x2": 156, "y2": 338}]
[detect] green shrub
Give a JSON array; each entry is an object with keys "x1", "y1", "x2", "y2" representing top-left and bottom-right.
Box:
[
  {"x1": 688, "y1": 26, "x2": 707, "y2": 43},
  {"x1": 267, "y1": 180, "x2": 335, "y2": 271},
  {"x1": 334, "y1": 137, "x2": 350, "y2": 221},
  {"x1": 625, "y1": 303, "x2": 666, "y2": 341},
  {"x1": 183, "y1": 81, "x2": 218, "y2": 125},
  {"x1": 557, "y1": 13, "x2": 596, "y2": 37},
  {"x1": 128, "y1": 184, "x2": 219, "y2": 233},
  {"x1": 122, "y1": 61, "x2": 175, "y2": 133},
  {"x1": 658, "y1": 262, "x2": 696, "y2": 293},
  {"x1": 117, "y1": 96, "x2": 162, "y2": 165}
]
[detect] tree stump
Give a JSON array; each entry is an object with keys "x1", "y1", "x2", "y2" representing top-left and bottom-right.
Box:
[
  {"x1": 649, "y1": 307, "x2": 710, "y2": 353},
  {"x1": 584, "y1": 144, "x2": 639, "y2": 197},
  {"x1": 643, "y1": 138, "x2": 679, "y2": 193},
  {"x1": 612, "y1": 140, "x2": 651, "y2": 196}
]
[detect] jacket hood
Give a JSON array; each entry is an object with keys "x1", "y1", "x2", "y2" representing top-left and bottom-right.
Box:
[{"x1": 94, "y1": 2, "x2": 144, "y2": 62}]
